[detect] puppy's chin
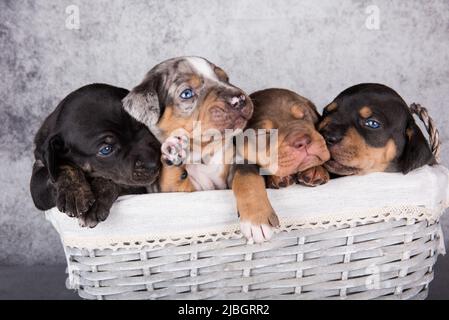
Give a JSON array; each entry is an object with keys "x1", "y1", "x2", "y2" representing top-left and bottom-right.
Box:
[
  {"x1": 273, "y1": 156, "x2": 312, "y2": 177},
  {"x1": 296, "y1": 155, "x2": 324, "y2": 172},
  {"x1": 96, "y1": 170, "x2": 159, "y2": 187},
  {"x1": 324, "y1": 159, "x2": 358, "y2": 176},
  {"x1": 232, "y1": 115, "x2": 249, "y2": 130},
  {"x1": 130, "y1": 171, "x2": 160, "y2": 186},
  {"x1": 275, "y1": 144, "x2": 327, "y2": 176},
  {"x1": 207, "y1": 101, "x2": 252, "y2": 132}
]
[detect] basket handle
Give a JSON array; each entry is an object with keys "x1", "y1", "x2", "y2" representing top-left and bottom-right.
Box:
[{"x1": 409, "y1": 103, "x2": 441, "y2": 163}]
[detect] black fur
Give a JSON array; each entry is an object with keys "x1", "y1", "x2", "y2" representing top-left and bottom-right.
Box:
[{"x1": 30, "y1": 84, "x2": 161, "y2": 227}]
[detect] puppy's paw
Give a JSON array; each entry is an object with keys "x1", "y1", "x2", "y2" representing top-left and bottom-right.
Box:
[
  {"x1": 161, "y1": 135, "x2": 189, "y2": 166},
  {"x1": 239, "y1": 211, "x2": 279, "y2": 243},
  {"x1": 296, "y1": 165, "x2": 330, "y2": 187},
  {"x1": 56, "y1": 181, "x2": 95, "y2": 218},
  {"x1": 266, "y1": 175, "x2": 295, "y2": 189},
  {"x1": 78, "y1": 199, "x2": 111, "y2": 228}
]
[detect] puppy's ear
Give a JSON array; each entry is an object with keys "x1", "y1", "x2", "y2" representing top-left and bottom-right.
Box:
[
  {"x1": 43, "y1": 135, "x2": 65, "y2": 182},
  {"x1": 122, "y1": 71, "x2": 165, "y2": 128},
  {"x1": 399, "y1": 120, "x2": 435, "y2": 174},
  {"x1": 213, "y1": 66, "x2": 229, "y2": 82}
]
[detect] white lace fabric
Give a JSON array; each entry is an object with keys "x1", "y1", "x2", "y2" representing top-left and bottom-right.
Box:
[{"x1": 45, "y1": 165, "x2": 449, "y2": 251}]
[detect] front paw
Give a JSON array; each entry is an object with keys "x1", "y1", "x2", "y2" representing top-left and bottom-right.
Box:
[
  {"x1": 56, "y1": 182, "x2": 95, "y2": 218},
  {"x1": 78, "y1": 199, "x2": 111, "y2": 228},
  {"x1": 239, "y1": 210, "x2": 280, "y2": 243},
  {"x1": 296, "y1": 165, "x2": 330, "y2": 187},
  {"x1": 161, "y1": 135, "x2": 189, "y2": 166},
  {"x1": 266, "y1": 175, "x2": 295, "y2": 189}
]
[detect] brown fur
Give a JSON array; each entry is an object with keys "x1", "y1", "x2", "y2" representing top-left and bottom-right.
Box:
[
  {"x1": 318, "y1": 117, "x2": 331, "y2": 131},
  {"x1": 325, "y1": 102, "x2": 338, "y2": 113},
  {"x1": 232, "y1": 167, "x2": 279, "y2": 226},
  {"x1": 157, "y1": 105, "x2": 196, "y2": 138},
  {"x1": 359, "y1": 106, "x2": 373, "y2": 118},
  {"x1": 246, "y1": 89, "x2": 330, "y2": 177},
  {"x1": 327, "y1": 127, "x2": 397, "y2": 175},
  {"x1": 159, "y1": 164, "x2": 195, "y2": 192}
]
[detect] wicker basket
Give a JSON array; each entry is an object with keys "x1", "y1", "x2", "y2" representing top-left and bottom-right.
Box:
[
  {"x1": 45, "y1": 164, "x2": 449, "y2": 300},
  {"x1": 44, "y1": 104, "x2": 448, "y2": 300}
]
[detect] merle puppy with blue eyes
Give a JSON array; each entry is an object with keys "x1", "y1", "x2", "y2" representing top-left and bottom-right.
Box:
[
  {"x1": 30, "y1": 84, "x2": 161, "y2": 227},
  {"x1": 319, "y1": 83, "x2": 436, "y2": 176}
]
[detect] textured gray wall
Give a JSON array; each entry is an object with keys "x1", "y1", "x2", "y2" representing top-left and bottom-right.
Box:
[{"x1": 1, "y1": 0, "x2": 448, "y2": 265}]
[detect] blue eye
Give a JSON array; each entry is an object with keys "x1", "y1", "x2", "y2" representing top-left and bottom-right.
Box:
[
  {"x1": 180, "y1": 88, "x2": 194, "y2": 99},
  {"x1": 98, "y1": 145, "x2": 113, "y2": 156},
  {"x1": 364, "y1": 119, "x2": 381, "y2": 129}
]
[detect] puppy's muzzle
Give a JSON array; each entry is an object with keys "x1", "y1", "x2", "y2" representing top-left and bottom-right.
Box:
[
  {"x1": 323, "y1": 132, "x2": 343, "y2": 146},
  {"x1": 286, "y1": 131, "x2": 330, "y2": 163},
  {"x1": 133, "y1": 160, "x2": 160, "y2": 181},
  {"x1": 290, "y1": 134, "x2": 312, "y2": 149},
  {"x1": 229, "y1": 95, "x2": 247, "y2": 111},
  {"x1": 320, "y1": 125, "x2": 344, "y2": 147}
]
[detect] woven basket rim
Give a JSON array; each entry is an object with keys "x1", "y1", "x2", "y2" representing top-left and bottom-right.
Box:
[{"x1": 46, "y1": 165, "x2": 449, "y2": 251}]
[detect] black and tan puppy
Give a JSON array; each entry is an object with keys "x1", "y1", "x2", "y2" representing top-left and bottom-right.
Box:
[
  {"x1": 319, "y1": 83, "x2": 436, "y2": 176},
  {"x1": 30, "y1": 84, "x2": 161, "y2": 227}
]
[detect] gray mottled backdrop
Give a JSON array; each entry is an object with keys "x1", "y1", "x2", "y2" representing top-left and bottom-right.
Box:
[{"x1": 1, "y1": 0, "x2": 448, "y2": 265}]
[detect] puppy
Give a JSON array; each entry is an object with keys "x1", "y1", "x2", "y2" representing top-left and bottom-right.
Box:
[
  {"x1": 319, "y1": 83, "x2": 436, "y2": 176},
  {"x1": 30, "y1": 84, "x2": 161, "y2": 227},
  {"x1": 246, "y1": 88, "x2": 331, "y2": 189},
  {"x1": 122, "y1": 56, "x2": 252, "y2": 188},
  {"x1": 230, "y1": 89, "x2": 331, "y2": 241}
]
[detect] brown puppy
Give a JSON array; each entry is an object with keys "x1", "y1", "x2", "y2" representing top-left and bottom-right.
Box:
[
  {"x1": 231, "y1": 88, "x2": 330, "y2": 241},
  {"x1": 319, "y1": 83, "x2": 436, "y2": 176},
  {"x1": 246, "y1": 89, "x2": 331, "y2": 189}
]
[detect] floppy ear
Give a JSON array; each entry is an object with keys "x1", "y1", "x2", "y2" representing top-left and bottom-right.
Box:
[
  {"x1": 399, "y1": 120, "x2": 435, "y2": 174},
  {"x1": 122, "y1": 71, "x2": 164, "y2": 128},
  {"x1": 43, "y1": 135, "x2": 65, "y2": 182}
]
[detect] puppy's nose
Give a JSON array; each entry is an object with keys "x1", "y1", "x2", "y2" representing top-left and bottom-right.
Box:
[
  {"x1": 135, "y1": 160, "x2": 145, "y2": 169},
  {"x1": 229, "y1": 95, "x2": 246, "y2": 110},
  {"x1": 135, "y1": 159, "x2": 160, "y2": 175},
  {"x1": 292, "y1": 135, "x2": 312, "y2": 149},
  {"x1": 324, "y1": 133, "x2": 342, "y2": 146},
  {"x1": 147, "y1": 162, "x2": 160, "y2": 175}
]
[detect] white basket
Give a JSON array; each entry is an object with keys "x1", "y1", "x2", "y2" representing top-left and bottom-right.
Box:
[{"x1": 46, "y1": 165, "x2": 449, "y2": 300}]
